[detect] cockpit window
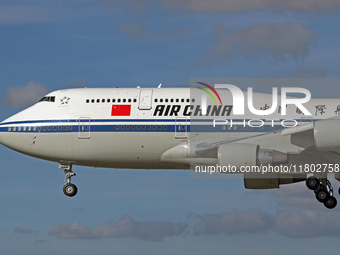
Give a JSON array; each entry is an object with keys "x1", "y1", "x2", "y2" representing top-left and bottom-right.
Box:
[{"x1": 39, "y1": 96, "x2": 55, "y2": 102}]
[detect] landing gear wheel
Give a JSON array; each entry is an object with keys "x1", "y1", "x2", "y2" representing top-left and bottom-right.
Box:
[
  {"x1": 315, "y1": 189, "x2": 329, "y2": 203},
  {"x1": 63, "y1": 183, "x2": 78, "y2": 197},
  {"x1": 306, "y1": 176, "x2": 319, "y2": 190},
  {"x1": 324, "y1": 196, "x2": 337, "y2": 209}
]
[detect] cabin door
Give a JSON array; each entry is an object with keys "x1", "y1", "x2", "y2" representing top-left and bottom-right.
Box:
[
  {"x1": 78, "y1": 117, "x2": 90, "y2": 139},
  {"x1": 175, "y1": 117, "x2": 187, "y2": 139},
  {"x1": 138, "y1": 89, "x2": 153, "y2": 110}
]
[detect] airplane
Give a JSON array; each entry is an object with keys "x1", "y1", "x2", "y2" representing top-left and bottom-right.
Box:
[{"x1": 1, "y1": 83, "x2": 340, "y2": 209}]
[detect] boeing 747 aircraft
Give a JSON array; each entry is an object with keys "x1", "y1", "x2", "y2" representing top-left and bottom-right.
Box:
[{"x1": 1, "y1": 84, "x2": 340, "y2": 209}]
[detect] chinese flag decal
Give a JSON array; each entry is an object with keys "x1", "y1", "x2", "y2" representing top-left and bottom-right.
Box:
[{"x1": 111, "y1": 105, "x2": 131, "y2": 116}]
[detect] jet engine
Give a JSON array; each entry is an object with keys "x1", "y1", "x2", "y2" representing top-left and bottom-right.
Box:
[
  {"x1": 314, "y1": 119, "x2": 340, "y2": 151},
  {"x1": 243, "y1": 173, "x2": 306, "y2": 189},
  {"x1": 217, "y1": 143, "x2": 288, "y2": 169}
]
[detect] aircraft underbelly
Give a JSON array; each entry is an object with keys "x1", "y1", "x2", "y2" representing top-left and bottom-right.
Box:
[{"x1": 0, "y1": 131, "x2": 186, "y2": 169}]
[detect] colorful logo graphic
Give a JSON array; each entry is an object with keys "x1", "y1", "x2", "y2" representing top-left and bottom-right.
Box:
[{"x1": 197, "y1": 82, "x2": 223, "y2": 106}]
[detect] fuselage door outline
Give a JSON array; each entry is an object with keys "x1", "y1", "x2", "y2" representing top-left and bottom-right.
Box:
[
  {"x1": 78, "y1": 117, "x2": 90, "y2": 139},
  {"x1": 175, "y1": 117, "x2": 187, "y2": 139}
]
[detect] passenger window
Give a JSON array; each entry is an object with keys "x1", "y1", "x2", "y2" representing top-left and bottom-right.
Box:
[
  {"x1": 133, "y1": 99, "x2": 137, "y2": 102},
  {"x1": 86, "y1": 99, "x2": 89, "y2": 103},
  {"x1": 43, "y1": 126, "x2": 47, "y2": 131},
  {"x1": 91, "y1": 99, "x2": 95, "y2": 103},
  {"x1": 48, "y1": 126, "x2": 52, "y2": 131},
  {"x1": 8, "y1": 127, "x2": 11, "y2": 131},
  {"x1": 115, "y1": 125, "x2": 119, "y2": 130}
]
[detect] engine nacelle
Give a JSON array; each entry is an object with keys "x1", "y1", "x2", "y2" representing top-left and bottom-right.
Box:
[
  {"x1": 217, "y1": 143, "x2": 288, "y2": 169},
  {"x1": 314, "y1": 119, "x2": 340, "y2": 151},
  {"x1": 244, "y1": 174, "x2": 306, "y2": 189}
]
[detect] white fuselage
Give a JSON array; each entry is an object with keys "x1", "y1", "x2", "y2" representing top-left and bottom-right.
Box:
[{"x1": 0, "y1": 87, "x2": 338, "y2": 169}]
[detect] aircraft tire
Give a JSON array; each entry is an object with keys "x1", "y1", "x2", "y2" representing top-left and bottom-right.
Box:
[
  {"x1": 63, "y1": 183, "x2": 78, "y2": 197},
  {"x1": 324, "y1": 196, "x2": 337, "y2": 209},
  {"x1": 315, "y1": 189, "x2": 329, "y2": 203},
  {"x1": 306, "y1": 176, "x2": 319, "y2": 190}
]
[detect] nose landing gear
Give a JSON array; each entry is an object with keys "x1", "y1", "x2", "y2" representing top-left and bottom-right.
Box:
[
  {"x1": 60, "y1": 163, "x2": 78, "y2": 197},
  {"x1": 306, "y1": 176, "x2": 337, "y2": 209}
]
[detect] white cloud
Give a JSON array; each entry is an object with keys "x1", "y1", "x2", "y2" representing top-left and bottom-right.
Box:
[
  {"x1": 49, "y1": 208, "x2": 340, "y2": 241},
  {"x1": 162, "y1": 0, "x2": 340, "y2": 14},
  {"x1": 193, "y1": 209, "x2": 273, "y2": 235},
  {"x1": 50, "y1": 215, "x2": 186, "y2": 241},
  {"x1": 5, "y1": 80, "x2": 49, "y2": 108},
  {"x1": 115, "y1": 23, "x2": 153, "y2": 39},
  {"x1": 193, "y1": 208, "x2": 340, "y2": 238},
  {"x1": 13, "y1": 227, "x2": 38, "y2": 234},
  {"x1": 274, "y1": 210, "x2": 340, "y2": 237},
  {"x1": 206, "y1": 22, "x2": 315, "y2": 62}
]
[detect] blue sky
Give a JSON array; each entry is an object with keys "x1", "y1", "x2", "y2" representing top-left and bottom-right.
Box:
[{"x1": 1, "y1": 0, "x2": 340, "y2": 254}]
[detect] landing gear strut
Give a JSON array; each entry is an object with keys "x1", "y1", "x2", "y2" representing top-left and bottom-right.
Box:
[
  {"x1": 306, "y1": 176, "x2": 337, "y2": 209},
  {"x1": 59, "y1": 163, "x2": 78, "y2": 197}
]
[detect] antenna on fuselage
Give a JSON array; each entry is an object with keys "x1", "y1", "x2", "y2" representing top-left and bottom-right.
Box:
[{"x1": 157, "y1": 83, "x2": 162, "y2": 88}]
